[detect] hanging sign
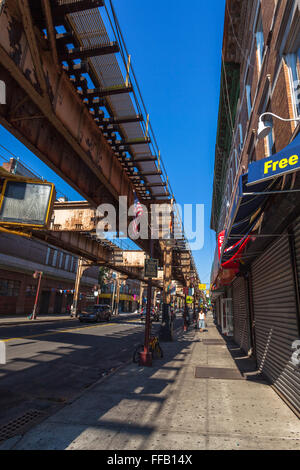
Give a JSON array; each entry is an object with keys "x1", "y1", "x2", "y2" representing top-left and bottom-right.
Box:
[
  {"x1": 247, "y1": 134, "x2": 300, "y2": 186},
  {"x1": 218, "y1": 230, "x2": 225, "y2": 260},
  {"x1": 186, "y1": 296, "x2": 193, "y2": 304},
  {"x1": 199, "y1": 284, "x2": 206, "y2": 290},
  {"x1": 144, "y1": 258, "x2": 158, "y2": 278}
]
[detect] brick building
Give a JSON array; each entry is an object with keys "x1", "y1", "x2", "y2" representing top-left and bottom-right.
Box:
[
  {"x1": 0, "y1": 231, "x2": 100, "y2": 315},
  {"x1": 210, "y1": 0, "x2": 300, "y2": 415}
]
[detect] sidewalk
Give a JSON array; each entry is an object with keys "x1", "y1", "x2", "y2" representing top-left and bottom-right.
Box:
[
  {"x1": 0, "y1": 314, "x2": 73, "y2": 326},
  {"x1": 1, "y1": 314, "x2": 300, "y2": 450},
  {"x1": 0, "y1": 311, "x2": 136, "y2": 327}
]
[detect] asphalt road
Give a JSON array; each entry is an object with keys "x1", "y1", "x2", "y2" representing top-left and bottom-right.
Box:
[{"x1": 0, "y1": 313, "x2": 183, "y2": 439}]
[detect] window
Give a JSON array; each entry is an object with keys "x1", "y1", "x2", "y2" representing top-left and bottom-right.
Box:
[
  {"x1": 52, "y1": 250, "x2": 58, "y2": 267},
  {"x1": 233, "y1": 149, "x2": 239, "y2": 176},
  {"x1": 26, "y1": 285, "x2": 36, "y2": 297},
  {"x1": 255, "y1": 13, "x2": 265, "y2": 71},
  {"x1": 59, "y1": 251, "x2": 64, "y2": 269},
  {"x1": 0, "y1": 279, "x2": 21, "y2": 297},
  {"x1": 45, "y1": 247, "x2": 50, "y2": 265},
  {"x1": 239, "y1": 124, "x2": 243, "y2": 152},
  {"x1": 246, "y1": 84, "x2": 252, "y2": 118},
  {"x1": 286, "y1": 48, "x2": 300, "y2": 117},
  {"x1": 64, "y1": 254, "x2": 70, "y2": 271}
]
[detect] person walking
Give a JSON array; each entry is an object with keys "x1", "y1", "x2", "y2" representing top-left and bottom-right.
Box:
[{"x1": 198, "y1": 309, "x2": 206, "y2": 332}]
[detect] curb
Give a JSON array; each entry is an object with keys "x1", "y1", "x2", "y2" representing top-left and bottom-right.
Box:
[{"x1": 0, "y1": 317, "x2": 75, "y2": 327}]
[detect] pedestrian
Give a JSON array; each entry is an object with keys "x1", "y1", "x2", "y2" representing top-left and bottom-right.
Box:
[{"x1": 198, "y1": 309, "x2": 206, "y2": 332}]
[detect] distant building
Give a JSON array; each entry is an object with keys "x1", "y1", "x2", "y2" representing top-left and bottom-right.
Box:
[{"x1": 210, "y1": 1, "x2": 300, "y2": 414}]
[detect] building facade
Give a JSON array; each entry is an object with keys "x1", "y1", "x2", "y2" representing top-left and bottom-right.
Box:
[
  {"x1": 211, "y1": 0, "x2": 300, "y2": 416},
  {"x1": 0, "y1": 157, "x2": 100, "y2": 315}
]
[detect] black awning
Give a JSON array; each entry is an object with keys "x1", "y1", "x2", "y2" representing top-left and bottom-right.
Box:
[{"x1": 222, "y1": 174, "x2": 274, "y2": 264}]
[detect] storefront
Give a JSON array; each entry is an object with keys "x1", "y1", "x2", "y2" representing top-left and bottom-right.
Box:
[
  {"x1": 250, "y1": 228, "x2": 300, "y2": 413},
  {"x1": 232, "y1": 275, "x2": 251, "y2": 354},
  {"x1": 214, "y1": 133, "x2": 300, "y2": 414}
]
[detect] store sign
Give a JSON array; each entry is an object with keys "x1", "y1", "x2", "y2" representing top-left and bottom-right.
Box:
[
  {"x1": 186, "y1": 296, "x2": 193, "y2": 304},
  {"x1": 218, "y1": 230, "x2": 225, "y2": 260},
  {"x1": 248, "y1": 151, "x2": 300, "y2": 185},
  {"x1": 144, "y1": 258, "x2": 158, "y2": 278},
  {"x1": 199, "y1": 284, "x2": 206, "y2": 290}
]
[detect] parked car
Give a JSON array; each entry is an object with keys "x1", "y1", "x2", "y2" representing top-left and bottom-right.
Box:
[
  {"x1": 140, "y1": 307, "x2": 160, "y2": 322},
  {"x1": 79, "y1": 304, "x2": 112, "y2": 323}
]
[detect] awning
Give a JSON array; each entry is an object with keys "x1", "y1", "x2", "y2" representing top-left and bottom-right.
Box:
[
  {"x1": 221, "y1": 132, "x2": 300, "y2": 265},
  {"x1": 221, "y1": 174, "x2": 274, "y2": 264}
]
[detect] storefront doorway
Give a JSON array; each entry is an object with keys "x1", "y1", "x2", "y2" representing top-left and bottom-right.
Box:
[{"x1": 221, "y1": 298, "x2": 233, "y2": 336}]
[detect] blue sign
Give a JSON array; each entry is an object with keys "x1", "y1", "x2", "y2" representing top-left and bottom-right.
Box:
[{"x1": 248, "y1": 133, "x2": 300, "y2": 186}]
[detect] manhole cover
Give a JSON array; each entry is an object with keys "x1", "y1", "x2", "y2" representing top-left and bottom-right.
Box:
[
  {"x1": 0, "y1": 410, "x2": 46, "y2": 442},
  {"x1": 195, "y1": 367, "x2": 244, "y2": 380}
]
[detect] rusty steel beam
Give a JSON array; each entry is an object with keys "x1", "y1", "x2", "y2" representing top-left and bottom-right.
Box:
[
  {"x1": 107, "y1": 115, "x2": 144, "y2": 125},
  {"x1": 58, "y1": 43, "x2": 120, "y2": 61},
  {"x1": 81, "y1": 85, "x2": 133, "y2": 99},
  {"x1": 17, "y1": 0, "x2": 50, "y2": 101},
  {"x1": 115, "y1": 138, "x2": 151, "y2": 147},
  {"x1": 0, "y1": 4, "x2": 136, "y2": 209},
  {"x1": 145, "y1": 182, "x2": 167, "y2": 188},
  {"x1": 140, "y1": 171, "x2": 162, "y2": 176},
  {"x1": 41, "y1": 0, "x2": 60, "y2": 70},
  {"x1": 53, "y1": 0, "x2": 105, "y2": 16},
  {"x1": 31, "y1": 229, "x2": 161, "y2": 286},
  {"x1": 131, "y1": 156, "x2": 157, "y2": 163},
  {"x1": 30, "y1": 1, "x2": 105, "y2": 26},
  {"x1": 0, "y1": 2, "x2": 190, "y2": 283},
  {"x1": 63, "y1": 62, "x2": 89, "y2": 74}
]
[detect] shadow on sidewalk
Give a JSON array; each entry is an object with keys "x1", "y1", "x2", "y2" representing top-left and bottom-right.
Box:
[
  {"x1": 0, "y1": 323, "x2": 197, "y2": 450},
  {"x1": 213, "y1": 328, "x2": 269, "y2": 385}
]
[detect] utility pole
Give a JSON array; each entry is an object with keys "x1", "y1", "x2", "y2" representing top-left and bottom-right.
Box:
[
  {"x1": 30, "y1": 271, "x2": 43, "y2": 320},
  {"x1": 71, "y1": 257, "x2": 83, "y2": 317},
  {"x1": 115, "y1": 272, "x2": 120, "y2": 315},
  {"x1": 139, "y1": 281, "x2": 145, "y2": 311}
]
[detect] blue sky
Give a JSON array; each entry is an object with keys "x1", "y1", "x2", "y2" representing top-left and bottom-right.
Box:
[{"x1": 0, "y1": 0, "x2": 225, "y2": 285}]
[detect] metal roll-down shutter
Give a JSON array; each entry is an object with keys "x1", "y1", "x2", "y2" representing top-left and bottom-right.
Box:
[
  {"x1": 251, "y1": 233, "x2": 300, "y2": 414},
  {"x1": 233, "y1": 276, "x2": 250, "y2": 354}
]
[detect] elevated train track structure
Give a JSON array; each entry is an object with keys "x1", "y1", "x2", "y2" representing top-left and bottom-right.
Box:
[{"x1": 0, "y1": 0, "x2": 199, "y2": 292}]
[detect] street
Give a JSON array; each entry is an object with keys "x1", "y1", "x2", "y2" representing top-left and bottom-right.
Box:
[
  {"x1": 0, "y1": 0, "x2": 300, "y2": 453},
  {"x1": 0, "y1": 313, "x2": 182, "y2": 439}
]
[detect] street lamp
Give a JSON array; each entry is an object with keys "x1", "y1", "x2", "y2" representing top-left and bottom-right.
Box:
[
  {"x1": 30, "y1": 271, "x2": 43, "y2": 320},
  {"x1": 257, "y1": 112, "x2": 300, "y2": 140}
]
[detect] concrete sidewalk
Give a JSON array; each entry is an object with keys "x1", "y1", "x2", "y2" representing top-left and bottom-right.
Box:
[{"x1": 1, "y1": 314, "x2": 300, "y2": 450}]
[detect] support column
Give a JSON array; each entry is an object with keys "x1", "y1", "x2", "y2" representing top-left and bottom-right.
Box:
[
  {"x1": 159, "y1": 241, "x2": 173, "y2": 342},
  {"x1": 71, "y1": 258, "x2": 91, "y2": 317},
  {"x1": 139, "y1": 281, "x2": 144, "y2": 310},
  {"x1": 153, "y1": 288, "x2": 157, "y2": 310},
  {"x1": 139, "y1": 238, "x2": 154, "y2": 367},
  {"x1": 183, "y1": 256, "x2": 191, "y2": 331}
]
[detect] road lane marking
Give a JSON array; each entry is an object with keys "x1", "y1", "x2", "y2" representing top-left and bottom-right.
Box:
[{"x1": 1, "y1": 321, "x2": 141, "y2": 343}]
